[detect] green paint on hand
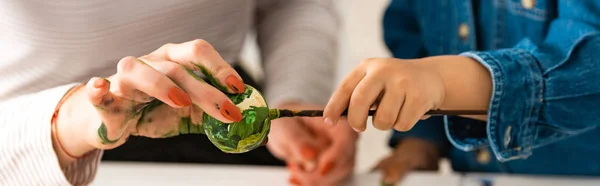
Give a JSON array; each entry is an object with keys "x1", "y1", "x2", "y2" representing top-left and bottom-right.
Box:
[
  {"x1": 184, "y1": 66, "x2": 207, "y2": 82},
  {"x1": 97, "y1": 122, "x2": 119, "y2": 144},
  {"x1": 162, "y1": 130, "x2": 179, "y2": 138},
  {"x1": 137, "y1": 99, "x2": 164, "y2": 125},
  {"x1": 196, "y1": 64, "x2": 229, "y2": 93},
  {"x1": 179, "y1": 117, "x2": 191, "y2": 134}
]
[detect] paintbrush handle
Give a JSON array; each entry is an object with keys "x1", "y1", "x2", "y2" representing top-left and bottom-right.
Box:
[{"x1": 275, "y1": 109, "x2": 487, "y2": 118}]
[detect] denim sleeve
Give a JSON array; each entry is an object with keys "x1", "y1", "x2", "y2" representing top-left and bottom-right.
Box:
[
  {"x1": 383, "y1": 0, "x2": 426, "y2": 59},
  {"x1": 458, "y1": 2, "x2": 600, "y2": 162}
]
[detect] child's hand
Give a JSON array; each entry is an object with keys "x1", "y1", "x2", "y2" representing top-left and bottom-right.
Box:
[
  {"x1": 371, "y1": 138, "x2": 440, "y2": 185},
  {"x1": 324, "y1": 58, "x2": 446, "y2": 132}
]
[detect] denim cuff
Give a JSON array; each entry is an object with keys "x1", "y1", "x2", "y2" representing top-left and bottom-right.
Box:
[
  {"x1": 443, "y1": 116, "x2": 489, "y2": 152},
  {"x1": 388, "y1": 116, "x2": 449, "y2": 152},
  {"x1": 458, "y1": 49, "x2": 544, "y2": 162}
]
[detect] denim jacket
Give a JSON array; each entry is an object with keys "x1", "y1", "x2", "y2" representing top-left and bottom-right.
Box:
[{"x1": 384, "y1": 0, "x2": 600, "y2": 175}]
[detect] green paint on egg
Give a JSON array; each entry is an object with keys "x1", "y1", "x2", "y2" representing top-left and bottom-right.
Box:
[{"x1": 203, "y1": 85, "x2": 271, "y2": 153}]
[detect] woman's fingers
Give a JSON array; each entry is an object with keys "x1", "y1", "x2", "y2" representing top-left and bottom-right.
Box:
[
  {"x1": 86, "y1": 77, "x2": 111, "y2": 106},
  {"x1": 347, "y1": 74, "x2": 383, "y2": 132},
  {"x1": 85, "y1": 77, "x2": 132, "y2": 148},
  {"x1": 381, "y1": 164, "x2": 411, "y2": 185},
  {"x1": 147, "y1": 60, "x2": 242, "y2": 123},
  {"x1": 268, "y1": 118, "x2": 321, "y2": 171},
  {"x1": 115, "y1": 57, "x2": 192, "y2": 108},
  {"x1": 147, "y1": 39, "x2": 245, "y2": 94}
]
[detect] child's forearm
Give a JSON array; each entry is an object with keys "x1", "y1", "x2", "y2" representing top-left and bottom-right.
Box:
[{"x1": 422, "y1": 55, "x2": 492, "y2": 121}]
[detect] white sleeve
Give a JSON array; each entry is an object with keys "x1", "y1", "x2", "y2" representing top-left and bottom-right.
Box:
[
  {"x1": 0, "y1": 83, "x2": 103, "y2": 186},
  {"x1": 256, "y1": 0, "x2": 339, "y2": 106}
]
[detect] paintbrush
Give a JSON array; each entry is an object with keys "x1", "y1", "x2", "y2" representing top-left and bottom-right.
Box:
[{"x1": 268, "y1": 109, "x2": 487, "y2": 119}]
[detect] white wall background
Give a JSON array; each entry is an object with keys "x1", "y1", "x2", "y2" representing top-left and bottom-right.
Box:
[
  {"x1": 240, "y1": 0, "x2": 394, "y2": 173},
  {"x1": 335, "y1": 0, "x2": 393, "y2": 173}
]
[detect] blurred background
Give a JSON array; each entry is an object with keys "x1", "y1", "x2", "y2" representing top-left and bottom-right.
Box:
[{"x1": 240, "y1": 0, "x2": 393, "y2": 173}]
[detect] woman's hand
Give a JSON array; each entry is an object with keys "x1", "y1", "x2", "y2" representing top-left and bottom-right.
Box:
[
  {"x1": 323, "y1": 58, "x2": 446, "y2": 132},
  {"x1": 267, "y1": 103, "x2": 357, "y2": 186},
  {"x1": 54, "y1": 40, "x2": 245, "y2": 166}
]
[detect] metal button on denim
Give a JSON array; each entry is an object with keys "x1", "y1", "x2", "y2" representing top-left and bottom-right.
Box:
[
  {"x1": 459, "y1": 23, "x2": 469, "y2": 40},
  {"x1": 476, "y1": 148, "x2": 491, "y2": 164},
  {"x1": 504, "y1": 126, "x2": 512, "y2": 148},
  {"x1": 521, "y1": 0, "x2": 535, "y2": 9}
]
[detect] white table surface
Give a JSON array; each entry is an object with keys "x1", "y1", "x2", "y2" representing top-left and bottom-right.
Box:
[{"x1": 93, "y1": 162, "x2": 600, "y2": 186}]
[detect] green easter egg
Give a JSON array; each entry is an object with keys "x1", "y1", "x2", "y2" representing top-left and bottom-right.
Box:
[{"x1": 203, "y1": 85, "x2": 271, "y2": 153}]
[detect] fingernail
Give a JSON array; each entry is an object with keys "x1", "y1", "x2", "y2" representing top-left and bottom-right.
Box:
[
  {"x1": 225, "y1": 75, "x2": 245, "y2": 93},
  {"x1": 300, "y1": 145, "x2": 317, "y2": 160},
  {"x1": 220, "y1": 101, "x2": 242, "y2": 122},
  {"x1": 352, "y1": 127, "x2": 361, "y2": 132},
  {"x1": 324, "y1": 117, "x2": 334, "y2": 125},
  {"x1": 93, "y1": 78, "x2": 105, "y2": 88},
  {"x1": 319, "y1": 161, "x2": 335, "y2": 176},
  {"x1": 304, "y1": 161, "x2": 316, "y2": 172},
  {"x1": 168, "y1": 87, "x2": 192, "y2": 107},
  {"x1": 289, "y1": 177, "x2": 301, "y2": 185}
]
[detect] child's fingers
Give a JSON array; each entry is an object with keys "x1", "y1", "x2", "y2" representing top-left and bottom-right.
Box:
[
  {"x1": 372, "y1": 87, "x2": 405, "y2": 131},
  {"x1": 347, "y1": 74, "x2": 383, "y2": 132},
  {"x1": 323, "y1": 68, "x2": 366, "y2": 126},
  {"x1": 394, "y1": 91, "x2": 429, "y2": 132}
]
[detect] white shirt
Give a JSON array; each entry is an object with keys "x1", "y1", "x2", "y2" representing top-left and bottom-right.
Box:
[{"x1": 0, "y1": 0, "x2": 338, "y2": 185}]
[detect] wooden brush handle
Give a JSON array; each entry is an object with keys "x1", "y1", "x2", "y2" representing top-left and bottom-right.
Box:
[{"x1": 276, "y1": 109, "x2": 487, "y2": 118}]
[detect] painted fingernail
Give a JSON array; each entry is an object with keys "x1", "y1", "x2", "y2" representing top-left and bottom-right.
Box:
[
  {"x1": 319, "y1": 161, "x2": 335, "y2": 176},
  {"x1": 220, "y1": 101, "x2": 242, "y2": 122},
  {"x1": 226, "y1": 75, "x2": 245, "y2": 93},
  {"x1": 93, "y1": 78, "x2": 105, "y2": 88},
  {"x1": 289, "y1": 177, "x2": 301, "y2": 185},
  {"x1": 300, "y1": 145, "x2": 317, "y2": 160},
  {"x1": 168, "y1": 87, "x2": 192, "y2": 107}
]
